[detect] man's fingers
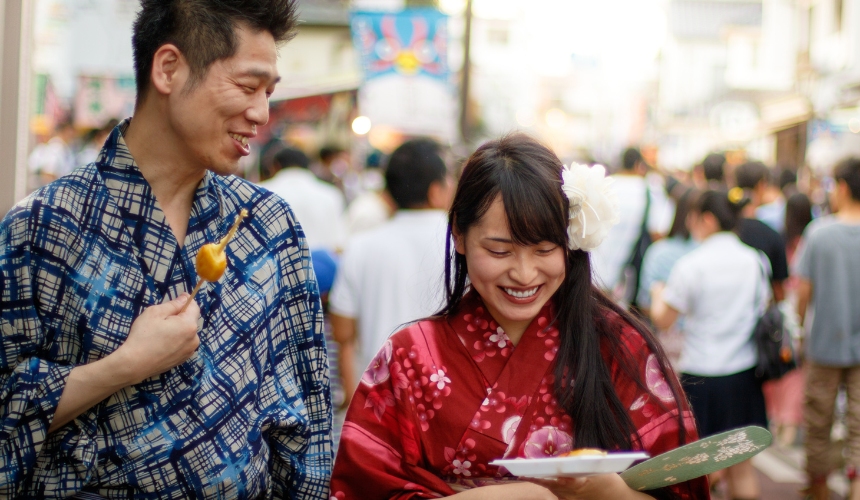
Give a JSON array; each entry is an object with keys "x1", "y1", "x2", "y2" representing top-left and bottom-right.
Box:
[{"x1": 147, "y1": 294, "x2": 194, "y2": 318}]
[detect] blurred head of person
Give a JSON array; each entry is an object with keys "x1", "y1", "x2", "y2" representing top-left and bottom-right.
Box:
[
  {"x1": 441, "y1": 133, "x2": 687, "y2": 454},
  {"x1": 668, "y1": 187, "x2": 700, "y2": 240},
  {"x1": 384, "y1": 138, "x2": 452, "y2": 210},
  {"x1": 831, "y1": 157, "x2": 860, "y2": 211},
  {"x1": 784, "y1": 192, "x2": 813, "y2": 245},
  {"x1": 734, "y1": 161, "x2": 770, "y2": 207},
  {"x1": 688, "y1": 189, "x2": 749, "y2": 241},
  {"x1": 620, "y1": 147, "x2": 646, "y2": 175},
  {"x1": 701, "y1": 153, "x2": 727, "y2": 185},
  {"x1": 777, "y1": 166, "x2": 797, "y2": 195},
  {"x1": 131, "y1": 0, "x2": 299, "y2": 176},
  {"x1": 319, "y1": 145, "x2": 345, "y2": 165},
  {"x1": 272, "y1": 146, "x2": 310, "y2": 172}
]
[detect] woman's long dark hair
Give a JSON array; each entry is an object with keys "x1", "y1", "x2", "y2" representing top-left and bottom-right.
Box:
[{"x1": 438, "y1": 134, "x2": 691, "y2": 499}]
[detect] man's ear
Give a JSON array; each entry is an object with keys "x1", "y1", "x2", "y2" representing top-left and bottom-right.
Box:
[
  {"x1": 150, "y1": 44, "x2": 187, "y2": 97},
  {"x1": 427, "y1": 179, "x2": 452, "y2": 210}
]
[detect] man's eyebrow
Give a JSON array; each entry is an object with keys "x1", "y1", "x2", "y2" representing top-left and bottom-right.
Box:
[{"x1": 240, "y1": 68, "x2": 281, "y2": 84}]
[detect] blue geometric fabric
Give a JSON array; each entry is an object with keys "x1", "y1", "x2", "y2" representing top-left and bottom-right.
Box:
[{"x1": 0, "y1": 121, "x2": 332, "y2": 499}]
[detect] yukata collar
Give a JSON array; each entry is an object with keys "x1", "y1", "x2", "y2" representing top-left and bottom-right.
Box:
[{"x1": 95, "y1": 118, "x2": 226, "y2": 288}]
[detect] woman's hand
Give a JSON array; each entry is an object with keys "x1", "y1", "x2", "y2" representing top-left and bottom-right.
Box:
[
  {"x1": 528, "y1": 473, "x2": 653, "y2": 500},
  {"x1": 448, "y1": 481, "x2": 559, "y2": 500}
]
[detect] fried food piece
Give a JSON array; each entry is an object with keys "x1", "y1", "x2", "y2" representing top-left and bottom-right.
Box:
[
  {"x1": 195, "y1": 209, "x2": 248, "y2": 282},
  {"x1": 560, "y1": 448, "x2": 608, "y2": 457},
  {"x1": 181, "y1": 209, "x2": 248, "y2": 312}
]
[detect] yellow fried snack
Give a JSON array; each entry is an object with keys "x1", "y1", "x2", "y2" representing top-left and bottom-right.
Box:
[
  {"x1": 560, "y1": 448, "x2": 608, "y2": 457},
  {"x1": 181, "y1": 209, "x2": 248, "y2": 311}
]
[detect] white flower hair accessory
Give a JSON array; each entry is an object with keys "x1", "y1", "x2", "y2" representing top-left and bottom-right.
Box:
[{"x1": 561, "y1": 163, "x2": 620, "y2": 251}]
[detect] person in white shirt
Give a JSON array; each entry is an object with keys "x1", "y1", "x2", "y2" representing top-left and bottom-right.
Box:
[
  {"x1": 329, "y1": 138, "x2": 454, "y2": 406},
  {"x1": 651, "y1": 189, "x2": 767, "y2": 500},
  {"x1": 259, "y1": 146, "x2": 346, "y2": 252},
  {"x1": 590, "y1": 148, "x2": 674, "y2": 297},
  {"x1": 28, "y1": 120, "x2": 77, "y2": 190}
]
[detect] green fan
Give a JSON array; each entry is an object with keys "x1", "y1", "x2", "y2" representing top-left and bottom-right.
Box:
[{"x1": 620, "y1": 426, "x2": 773, "y2": 491}]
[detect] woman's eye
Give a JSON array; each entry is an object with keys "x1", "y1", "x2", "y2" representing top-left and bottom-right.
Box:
[
  {"x1": 488, "y1": 249, "x2": 508, "y2": 256},
  {"x1": 537, "y1": 247, "x2": 557, "y2": 255}
]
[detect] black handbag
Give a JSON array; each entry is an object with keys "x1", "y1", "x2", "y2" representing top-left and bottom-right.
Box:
[{"x1": 751, "y1": 258, "x2": 797, "y2": 381}]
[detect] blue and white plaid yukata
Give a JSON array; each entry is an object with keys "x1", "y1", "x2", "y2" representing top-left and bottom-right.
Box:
[{"x1": 0, "y1": 120, "x2": 332, "y2": 499}]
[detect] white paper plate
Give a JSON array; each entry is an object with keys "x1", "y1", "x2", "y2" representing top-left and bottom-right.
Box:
[{"x1": 491, "y1": 452, "x2": 650, "y2": 478}]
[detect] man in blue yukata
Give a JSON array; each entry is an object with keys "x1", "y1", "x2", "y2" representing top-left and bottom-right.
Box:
[{"x1": 0, "y1": 1, "x2": 332, "y2": 498}]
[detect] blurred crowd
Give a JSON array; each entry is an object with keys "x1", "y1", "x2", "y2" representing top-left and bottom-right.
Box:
[
  {"x1": 251, "y1": 132, "x2": 859, "y2": 499},
  {"x1": 27, "y1": 117, "x2": 120, "y2": 191}
]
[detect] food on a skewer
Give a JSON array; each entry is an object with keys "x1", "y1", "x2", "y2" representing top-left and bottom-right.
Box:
[
  {"x1": 560, "y1": 448, "x2": 608, "y2": 457},
  {"x1": 180, "y1": 209, "x2": 248, "y2": 312}
]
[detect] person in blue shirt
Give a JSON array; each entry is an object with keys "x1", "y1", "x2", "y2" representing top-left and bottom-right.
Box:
[{"x1": 0, "y1": 1, "x2": 331, "y2": 498}]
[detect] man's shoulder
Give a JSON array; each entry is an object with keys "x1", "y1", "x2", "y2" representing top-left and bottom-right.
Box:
[{"x1": 804, "y1": 215, "x2": 853, "y2": 244}]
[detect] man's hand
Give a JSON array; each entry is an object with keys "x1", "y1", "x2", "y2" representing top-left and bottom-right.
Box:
[
  {"x1": 49, "y1": 295, "x2": 201, "y2": 432},
  {"x1": 114, "y1": 294, "x2": 201, "y2": 385}
]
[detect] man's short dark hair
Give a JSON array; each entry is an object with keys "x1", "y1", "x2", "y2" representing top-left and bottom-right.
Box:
[
  {"x1": 621, "y1": 147, "x2": 643, "y2": 171},
  {"x1": 132, "y1": 0, "x2": 299, "y2": 104},
  {"x1": 734, "y1": 161, "x2": 769, "y2": 190},
  {"x1": 273, "y1": 147, "x2": 310, "y2": 171},
  {"x1": 834, "y1": 157, "x2": 860, "y2": 201},
  {"x1": 385, "y1": 139, "x2": 447, "y2": 209},
  {"x1": 702, "y1": 153, "x2": 726, "y2": 182}
]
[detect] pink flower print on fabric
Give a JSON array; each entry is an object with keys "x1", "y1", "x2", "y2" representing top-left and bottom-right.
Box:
[
  {"x1": 364, "y1": 389, "x2": 395, "y2": 422},
  {"x1": 429, "y1": 369, "x2": 451, "y2": 390},
  {"x1": 488, "y1": 327, "x2": 510, "y2": 349},
  {"x1": 451, "y1": 459, "x2": 472, "y2": 476},
  {"x1": 464, "y1": 309, "x2": 489, "y2": 332},
  {"x1": 362, "y1": 340, "x2": 392, "y2": 386},
  {"x1": 389, "y1": 361, "x2": 410, "y2": 400},
  {"x1": 502, "y1": 415, "x2": 522, "y2": 457},
  {"x1": 330, "y1": 492, "x2": 345, "y2": 500},
  {"x1": 443, "y1": 438, "x2": 487, "y2": 477},
  {"x1": 523, "y1": 426, "x2": 574, "y2": 458},
  {"x1": 645, "y1": 354, "x2": 675, "y2": 402},
  {"x1": 416, "y1": 403, "x2": 435, "y2": 431}
]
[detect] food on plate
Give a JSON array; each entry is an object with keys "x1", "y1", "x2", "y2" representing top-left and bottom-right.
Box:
[
  {"x1": 181, "y1": 209, "x2": 249, "y2": 311},
  {"x1": 560, "y1": 448, "x2": 608, "y2": 457}
]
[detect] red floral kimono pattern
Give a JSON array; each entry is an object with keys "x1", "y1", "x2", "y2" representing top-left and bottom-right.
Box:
[{"x1": 330, "y1": 291, "x2": 709, "y2": 499}]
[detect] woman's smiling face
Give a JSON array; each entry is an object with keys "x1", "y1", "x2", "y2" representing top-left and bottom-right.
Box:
[{"x1": 454, "y1": 195, "x2": 566, "y2": 340}]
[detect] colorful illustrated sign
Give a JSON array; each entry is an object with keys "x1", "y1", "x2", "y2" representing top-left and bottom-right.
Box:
[
  {"x1": 351, "y1": 9, "x2": 449, "y2": 83},
  {"x1": 74, "y1": 75, "x2": 136, "y2": 129},
  {"x1": 350, "y1": 8, "x2": 456, "y2": 142}
]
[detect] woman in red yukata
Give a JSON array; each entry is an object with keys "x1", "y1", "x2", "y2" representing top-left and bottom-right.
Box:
[{"x1": 330, "y1": 134, "x2": 709, "y2": 500}]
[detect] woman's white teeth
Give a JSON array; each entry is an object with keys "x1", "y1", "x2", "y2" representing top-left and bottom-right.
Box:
[
  {"x1": 504, "y1": 287, "x2": 538, "y2": 298},
  {"x1": 230, "y1": 133, "x2": 248, "y2": 146}
]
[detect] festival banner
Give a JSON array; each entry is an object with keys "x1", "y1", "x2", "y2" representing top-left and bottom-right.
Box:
[{"x1": 350, "y1": 8, "x2": 457, "y2": 142}]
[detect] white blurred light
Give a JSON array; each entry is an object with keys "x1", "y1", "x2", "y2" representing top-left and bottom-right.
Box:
[
  {"x1": 516, "y1": 109, "x2": 536, "y2": 127},
  {"x1": 850, "y1": 118, "x2": 860, "y2": 134},
  {"x1": 439, "y1": 0, "x2": 467, "y2": 15},
  {"x1": 545, "y1": 108, "x2": 567, "y2": 129},
  {"x1": 352, "y1": 116, "x2": 372, "y2": 135}
]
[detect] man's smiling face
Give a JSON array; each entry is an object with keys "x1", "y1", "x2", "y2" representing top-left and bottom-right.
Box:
[{"x1": 168, "y1": 23, "x2": 280, "y2": 176}]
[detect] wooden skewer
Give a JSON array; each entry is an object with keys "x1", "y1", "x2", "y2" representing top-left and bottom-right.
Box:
[{"x1": 180, "y1": 280, "x2": 204, "y2": 313}]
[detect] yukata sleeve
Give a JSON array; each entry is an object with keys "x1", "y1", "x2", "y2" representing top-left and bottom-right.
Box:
[
  {"x1": 330, "y1": 338, "x2": 454, "y2": 500},
  {"x1": 0, "y1": 208, "x2": 75, "y2": 496},
  {"x1": 269, "y1": 233, "x2": 333, "y2": 500}
]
